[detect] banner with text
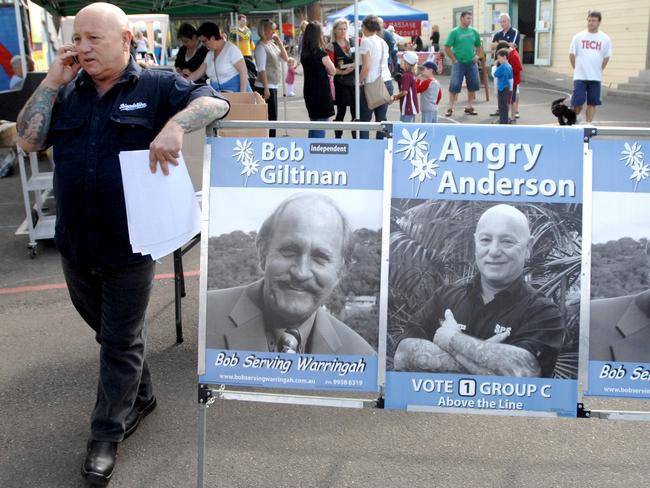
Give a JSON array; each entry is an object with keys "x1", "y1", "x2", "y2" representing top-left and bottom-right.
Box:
[
  {"x1": 199, "y1": 138, "x2": 386, "y2": 392},
  {"x1": 587, "y1": 140, "x2": 650, "y2": 398},
  {"x1": 384, "y1": 20, "x2": 422, "y2": 37},
  {"x1": 384, "y1": 124, "x2": 583, "y2": 416}
]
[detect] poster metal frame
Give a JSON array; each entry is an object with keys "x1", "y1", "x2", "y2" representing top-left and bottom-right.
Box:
[
  {"x1": 581, "y1": 126, "x2": 650, "y2": 410},
  {"x1": 577, "y1": 138, "x2": 593, "y2": 405},
  {"x1": 196, "y1": 121, "x2": 650, "y2": 488},
  {"x1": 377, "y1": 138, "x2": 393, "y2": 390},
  {"x1": 209, "y1": 120, "x2": 390, "y2": 135},
  {"x1": 407, "y1": 405, "x2": 560, "y2": 417},
  {"x1": 197, "y1": 142, "x2": 212, "y2": 377}
]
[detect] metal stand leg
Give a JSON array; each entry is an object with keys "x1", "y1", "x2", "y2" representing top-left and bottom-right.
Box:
[
  {"x1": 197, "y1": 402, "x2": 207, "y2": 488},
  {"x1": 173, "y1": 249, "x2": 184, "y2": 343},
  {"x1": 179, "y1": 251, "x2": 186, "y2": 297},
  {"x1": 197, "y1": 384, "x2": 214, "y2": 488},
  {"x1": 172, "y1": 234, "x2": 200, "y2": 344}
]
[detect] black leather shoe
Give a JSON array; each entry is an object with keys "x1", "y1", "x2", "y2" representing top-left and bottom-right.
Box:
[
  {"x1": 82, "y1": 440, "x2": 117, "y2": 487},
  {"x1": 124, "y1": 395, "x2": 157, "y2": 440}
]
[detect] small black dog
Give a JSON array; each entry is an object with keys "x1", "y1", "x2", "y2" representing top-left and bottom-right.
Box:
[{"x1": 551, "y1": 97, "x2": 577, "y2": 126}]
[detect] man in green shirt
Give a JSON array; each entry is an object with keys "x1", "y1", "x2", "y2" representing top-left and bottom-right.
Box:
[{"x1": 444, "y1": 11, "x2": 484, "y2": 116}]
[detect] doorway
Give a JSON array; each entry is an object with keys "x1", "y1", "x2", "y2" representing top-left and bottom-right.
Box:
[{"x1": 516, "y1": 0, "x2": 536, "y2": 64}]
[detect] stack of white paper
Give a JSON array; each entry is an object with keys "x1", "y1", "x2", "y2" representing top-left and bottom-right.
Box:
[{"x1": 119, "y1": 150, "x2": 200, "y2": 260}]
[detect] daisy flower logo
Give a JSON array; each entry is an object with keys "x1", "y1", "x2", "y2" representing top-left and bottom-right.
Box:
[
  {"x1": 232, "y1": 139, "x2": 253, "y2": 164},
  {"x1": 396, "y1": 127, "x2": 438, "y2": 196},
  {"x1": 231, "y1": 139, "x2": 259, "y2": 186},
  {"x1": 620, "y1": 142, "x2": 648, "y2": 192},
  {"x1": 409, "y1": 152, "x2": 439, "y2": 197},
  {"x1": 241, "y1": 158, "x2": 260, "y2": 179},
  {"x1": 620, "y1": 142, "x2": 643, "y2": 168},
  {"x1": 395, "y1": 127, "x2": 428, "y2": 160},
  {"x1": 630, "y1": 161, "x2": 650, "y2": 191}
]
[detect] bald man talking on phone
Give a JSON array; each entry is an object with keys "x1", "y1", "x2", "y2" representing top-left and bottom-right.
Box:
[{"x1": 17, "y1": 3, "x2": 229, "y2": 485}]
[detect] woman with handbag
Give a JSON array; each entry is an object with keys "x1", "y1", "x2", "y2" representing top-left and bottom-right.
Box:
[
  {"x1": 300, "y1": 22, "x2": 336, "y2": 138},
  {"x1": 189, "y1": 22, "x2": 251, "y2": 93},
  {"x1": 329, "y1": 18, "x2": 357, "y2": 139},
  {"x1": 253, "y1": 19, "x2": 289, "y2": 138},
  {"x1": 358, "y1": 15, "x2": 394, "y2": 139}
]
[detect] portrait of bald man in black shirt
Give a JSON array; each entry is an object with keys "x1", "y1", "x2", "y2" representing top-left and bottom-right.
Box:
[{"x1": 393, "y1": 204, "x2": 565, "y2": 378}]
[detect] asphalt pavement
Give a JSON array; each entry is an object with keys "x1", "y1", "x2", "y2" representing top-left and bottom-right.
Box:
[{"x1": 2, "y1": 69, "x2": 650, "y2": 488}]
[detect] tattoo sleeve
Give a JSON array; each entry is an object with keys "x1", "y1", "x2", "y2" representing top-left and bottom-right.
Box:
[
  {"x1": 443, "y1": 333, "x2": 542, "y2": 377},
  {"x1": 16, "y1": 85, "x2": 59, "y2": 151},
  {"x1": 393, "y1": 338, "x2": 467, "y2": 373},
  {"x1": 171, "y1": 97, "x2": 229, "y2": 133}
]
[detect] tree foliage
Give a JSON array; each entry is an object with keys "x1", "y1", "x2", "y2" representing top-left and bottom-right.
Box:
[
  {"x1": 591, "y1": 237, "x2": 649, "y2": 299},
  {"x1": 207, "y1": 231, "x2": 262, "y2": 289}
]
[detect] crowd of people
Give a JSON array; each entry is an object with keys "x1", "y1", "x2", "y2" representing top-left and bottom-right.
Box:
[
  {"x1": 9, "y1": 4, "x2": 615, "y2": 486},
  {"x1": 166, "y1": 15, "x2": 440, "y2": 139},
  {"x1": 6, "y1": 9, "x2": 612, "y2": 135},
  {"x1": 160, "y1": 8, "x2": 610, "y2": 137}
]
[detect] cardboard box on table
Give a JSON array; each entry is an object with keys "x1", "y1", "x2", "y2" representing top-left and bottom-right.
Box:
[{"x1": 218, "y1": 92, "x2": 269, "y2": 138}]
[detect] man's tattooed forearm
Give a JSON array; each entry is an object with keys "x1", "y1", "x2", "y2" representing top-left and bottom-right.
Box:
[
  {"x1": 448, "y1": 333, "x2": 541, "y2": 377},
  {"x1": 394, "y1": 338, "x2": 467, "y2": 372},
  {"x1": 445, "y1": 347, "x2": 496, "y2": 376},
  {"x1": 171, "y1": 97, "x2": 229, "y2": 133},
  {"x1": 17, "y1": 86, "x2": 58, "y2": 148}
]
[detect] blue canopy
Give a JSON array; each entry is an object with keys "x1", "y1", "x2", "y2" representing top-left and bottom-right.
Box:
[{"x1": 326, "y1": 0, "x2": 429, "y2": 23}]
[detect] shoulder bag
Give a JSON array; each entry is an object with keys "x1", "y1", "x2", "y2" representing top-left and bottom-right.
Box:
[{"x1": 364, "y1": 39, "x2": 392, "y2": 110}]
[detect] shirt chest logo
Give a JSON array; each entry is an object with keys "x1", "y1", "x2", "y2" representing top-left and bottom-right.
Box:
[
  {"x1": 581, "y1": 40, "x2": 602, "y2": 50},
  {"x1": 119, "y1": 102, "x2": 147, "y2": 112},
  {"x1": 494, "y1": 323, "x2": 511, "y2": 336}
]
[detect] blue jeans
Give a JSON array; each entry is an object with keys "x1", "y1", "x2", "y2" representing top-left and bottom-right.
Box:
[
  {"x1": 62, "y1": 257, "x2": 155, "y2": 442},
  {"x1": 359, "y1": 80, "x2": 394, "y2": 139},
  {"x1": 210, "y1": 73, "x2": 252, "y2": 92},
  {"x1": 449, "y1": 62, "x2": 480, "y2": 93},
  {"x1": 308, "y1": 118, "x2": 329, "y2": 138},
  {"x1": 400, "y1": 114, "x2": 416, "y2": 122},
  {"x1": 422, "y1": 111, "x2": 438, "y2": 123}
]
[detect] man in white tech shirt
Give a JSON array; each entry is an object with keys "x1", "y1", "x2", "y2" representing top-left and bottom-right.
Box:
[{"x1": 569, "y1": 11, "x2": 612, "y2": 124}]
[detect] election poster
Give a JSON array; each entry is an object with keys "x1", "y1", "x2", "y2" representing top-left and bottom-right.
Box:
[
  {"x1": 384, "y1": 124, "x2": 584, "y2": 416},
  {"x1": 587, "y1": 140, "x2": 650, "y2": 398},
  {"x1": 199, "y1": 138, "x2": 386, "y2": 392}
]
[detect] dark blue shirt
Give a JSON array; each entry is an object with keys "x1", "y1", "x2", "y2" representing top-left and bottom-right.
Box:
[
  {"x1": 396, "y1": 275, "x2": 564, "y2": 377},
  {"x1": 48, "y1": 58, "x2": 223, "y2": 268},
  {"x1": 382, "y1": 28, "x2": 396, "y2": 54},
  {"x1": 492, "y1": 27, "x2": 521, "y2": 49}
]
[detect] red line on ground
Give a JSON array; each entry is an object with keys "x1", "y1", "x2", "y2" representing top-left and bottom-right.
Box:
[
  {"x1": 153, "y1": 270, "x2": 200, "y2": 280},
  {"x1": 0, "y1": 282, "x2": 69, "y2": 294},
  {"x1": 0, "y1": 270, "x2": 200, "y2": 295}
]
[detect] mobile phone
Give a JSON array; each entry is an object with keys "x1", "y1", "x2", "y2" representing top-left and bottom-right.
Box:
[{"x1": 71, "y1": 55, "x2": 79, "y2": 65}]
